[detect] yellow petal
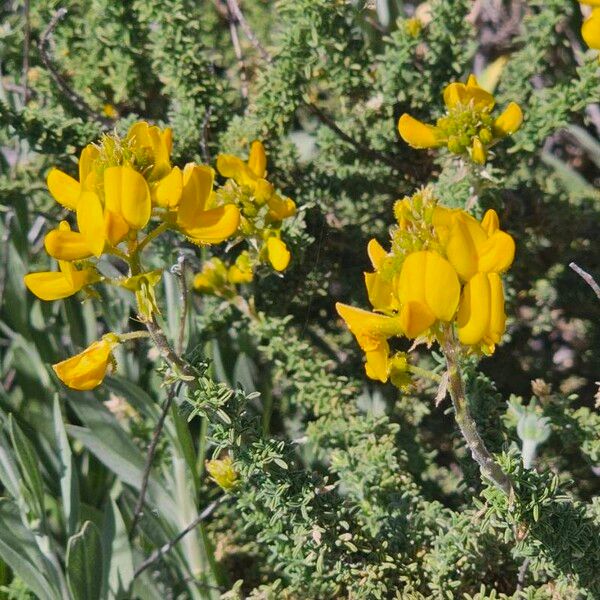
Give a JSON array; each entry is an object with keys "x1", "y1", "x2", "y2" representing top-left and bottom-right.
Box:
[
  {"x1": 397, "y1": 251, "x2": 460, "y2": 321},
  {"x1": 267, "y1": 194, "x2": 296, "y2": 221},
  {"x1": 216, "y1": 154, "x2": 255, "y2": 185},
  {"x1": 47, "y1": 168, "x2": 81, "y2": 210},
  {"x1": 77, "y1": 191, "x2": 106, "y2": 257},
  {"x1": 443, "y1": 82, "x2": 467, "y2": 108},
  {"x1": 471, "y1": 137, "x2": 486, "y2": 165},
  {"x1": 183, "y1": 204, "x2": 240, "y2": 244},
  {"x1": 44, "y1": 221, "x2": 92, "y2": 261},
  {"x1": 493, "y1": 102, "x2": 523, "y2": 137},
  {"x1": 581, "y1": 1, "x2": 600, "y2": 6},
  {"x1": 399, "y1": 301, "x2": 436, "y2": 338},
  {"x1": 364, "y1": 272, "x2": 396, "y2": 311},
  {"x1": 444, "y1": 78, "x2": 495, "y2": 110},
  {"x1": 79, "y1": 144, "x2": 99, "y2": 184},
  {"x1": 457, "y1": 272, "x2": 491, "y2": 345},
  {"x1": 367, "y1": 238, "x2": 387, "y2": 270},
  {"x1": 445, "y1": 215, "x2": 487, "y2": 281},
  {"x1": 582, "y1": 10, "x2": 600, "y2": 50},
  {"x1": 335, "y1": 303, "x2": 403, "y2": 349},
  {"x1": 432, "y1": 205, "x2": 459, "y2": 245},
  {"x1": 104, "y1": 210, "x2": 129, "y2": 247},
  {"x1": 365, "y1": 341, "x2": 390, "y2": 383},
  {"x1": 154, "y1": 166, "x2": 183, "y2": 209},
  {"x1": 486, "y1": 272, "x2": 506, "y2": 345},
  {"x1": 104, "y1": 166, "x2": 151, "y2": 230},
  {"x1": 177, "y1": 164, "x2": 214, "y2": 228},
  {"x1": 267, "y1": 237, "x2": 291, "y2": 271},
  {"x1": 24, "y1": 268, "x2": 97, "y2": 301},
  {"x1": 477, "y1": 230, "x2": 515, "y2": 273},
  {"x1": 423, "y1": 252, "x2": 461, "y2": 321},
  {"x1": 53, "y1": 339, "x2": 115, "y2": 390},
  {"x1": 398, "y1": 114, "x2": 441, "y2": 148},
  {"x1": 248, "y1": 141, "x2": 267, "y2": 178},
  {"x1": 480, "y1": 209, "x2": 499, "y2": 236}
]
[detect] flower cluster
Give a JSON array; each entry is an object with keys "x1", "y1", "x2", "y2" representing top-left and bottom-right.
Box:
[
  {"x1": 193, "y1": 141, "x2": 296, "y2": 296},
  {"x1": 24, "y1": 123, "x2": 294, "y2": 390},
  {"x1": 336, "y1": 189, "x2": 515, "y2": 384},
  {"x1": 398, "y1": 75, "x2": 523, "y2": 164},
  {"x1": 581, "y1": 1, "x2": 600, "y2": 55}
]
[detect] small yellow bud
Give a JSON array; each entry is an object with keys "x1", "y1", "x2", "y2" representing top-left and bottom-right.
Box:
[{"x1": 206, "y1": 456, "x2": 238, "y2": 491}]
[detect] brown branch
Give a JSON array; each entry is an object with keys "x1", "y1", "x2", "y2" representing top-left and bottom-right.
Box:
[
  {"x1": 225, "y1": 0, "x2": 272, "y2": 63},
  {"x1": 128, "y1": 387, "x2": 176, "y2": 541},
  {"x1": 308, "y1": 103, "x2": 404, "y2": 171},
  {"x1": 224, "y1": 0, "x2": 249, "y2": 104},
  {"x1": 569, "y1": 262, "x2": 600, "y2": 301},
  {"x1": 39, "y1": 8, "x2": 110, "y2": 126},
  {"x1": 173, "y1": 256, "x2": 189, "y2": 357},
  {"x1": 132, "y1": 497, "x2": 225, "y2": 579}
]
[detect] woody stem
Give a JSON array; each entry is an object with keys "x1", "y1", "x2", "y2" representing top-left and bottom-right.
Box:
[{"x1": 442, "y1": 329, "x2": 514, "y2": 498}]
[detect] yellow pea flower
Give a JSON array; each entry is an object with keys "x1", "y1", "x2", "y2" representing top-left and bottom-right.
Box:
[
  {"x1": 364, "y1": 238, "x2": 398, "y2": 311},
  {"x1": 206, "y1": 455, "x2": 239, "y2": 491},
  {"x1": 335, "y1": 303, "x2": 404, "y2": 382},
  {"x1": 24, "y1": 258, "x2": 99, "y2": 301},
  {"x1": 396, "y1": 250, "x2": 461, "y2": 338},
  {"x1": 457, "y1": 271, "x2": 506, "y2": 349},
  {"x1": 44, "y1": 221, "x2": 93, "y2": 261},
  {"x1": 53, "y1": 335, "x2": 119, "y2": 391},
  {"x1": 582, "y1": 8, "x2": 600, "y2": 52},
  {"x1": 46, "y1": 144, "x2": 99, "y2": 210},
  {"x1": 228, "y1": 251, "x2": 254, "y2": 284},
  {"x1": 176, "y1": 163, "x2": 240, "y2": 244},
  {"x1": 266, "y1": 237, "x2": 291, "y2": 271},
  {"x1": 398, "y1": 74, "x2": 523, "y2": 164},
  {"x1": 433, "y1": 207, "x2": 515, "y2": 282},
  {"x1": 193, "y1": 257, "x2": 230, "y2": 295},
  {"x1": 126, "y1": 121, "x2": 173, "y2": 181}
]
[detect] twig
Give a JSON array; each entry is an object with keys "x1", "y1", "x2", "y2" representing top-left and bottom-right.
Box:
[
  {"x1": 129, "y1": 387, "x2": 176, "y2": 540},
  {"x1": 225, "y1": 0, "x2": 272, "y2": 62},
  {"x1": 173, "y1": 256, "x2": 189, "y2": 356},
  {"x1": 39, "y1": 8, "x2": 110, "y2": 126},
  {"x1": 569, "y1": 262, "x2": 600, "y2": 300},
  {"x1": 442, "y1": 328, "x2": 514, "y2": 498},
  {"x1": 200, "y1": 106, "x2": 213, "y2": 164},
  {"x1": 308, "y1": 103, "x2": 404, "y2": 170},
  {"x1": 224, "y1": 0, "x2": 249, "y2": 104},
  {"x1": 132, "y1": 497, "x2": 225, "y2": 579},
  {"x1": 22, "y1": 0, "x2": 30, "y2": 103},
  {"x1": 516, "y1": 557, "x2": 530, "y2": 592}
]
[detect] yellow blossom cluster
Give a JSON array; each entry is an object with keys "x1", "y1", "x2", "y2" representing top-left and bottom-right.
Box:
[
  {"x1": 193, "y1": 141, "x2": 296, "y2": 296},
  {"x1": 336, "y1": 190, "x2": 515, "y2": 385},
  {"x1": 398, "y1": 74, "x2": 523, "y2": 164},
  {"x1": 23, "y1": 123, "x2": 295, "y2": 391}
]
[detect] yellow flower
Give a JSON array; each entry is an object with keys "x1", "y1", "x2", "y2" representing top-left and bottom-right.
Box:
[
  {"x1": 457, "y1": 271, "x2": 506, "y2": 349},
  {"x1": 398, "y1": 74, "x2": 523, "y2": 164},
  {"x1": 582, "y1": 8, "x2": 600, "y2": 52},
  {"x1": 193, "y1": 258, "x2": 230, "y2": 295},
  {"x1": 24, "y1": 258, "x2": 99, "y2": 301},
  {"x1": 217, "y1": 141, "x2": 296, "y2": 222},
  {"x1": 175, "y1": 163, "x2": 240, "y2": 244},
  {"x1": 53, "y1": 335, "x2": 119, "y2": 391},
  {"x1": 432, "y1": 207, "x2": 515, "y2": 282},
  {"x1": 266, "y1": 237, "x2": 291, "y2": 271},
  {"x1": 364, "y1": 238, "x2": 398, "y2": 311},
  {"x1": 205, "y1": 455, "x2": 238, "y2": 491},
  {"x1": 126, "y1": 121, "x2": 173, "y2": 181},
  {"x1": 228, "y1": 251, "x2": 254, "y2": 284},
  {"x1": 397, "y1": 250, "x2": 461, "y2": 338},
  {"x1": 335, "y1": 303, "x2": 404, "y2": 382}
]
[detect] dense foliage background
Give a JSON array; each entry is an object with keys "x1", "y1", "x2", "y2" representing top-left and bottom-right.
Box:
[{"x1": 0, "y1": 0, "x2": 599, "y2": 598}]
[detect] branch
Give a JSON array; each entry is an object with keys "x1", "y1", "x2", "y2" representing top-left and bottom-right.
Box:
[
  {"x1": 173, "y1": 256, "x2": 189, "y2": 356},
  {"x1": 39, "y1": 8, "x2": 111, "y2": 126},
  {"x1": 442, "y1": 330, "x2": 514, "y2": 498},
  {"x1": 225, "y1": 0, "x2": 272, "y2": 62},
  {"x1": 569, "y1": 262, "x2": 600, "y2": 301},
  {"x1": 307, "y1": 103, "x2": 404, "y2": 171},
  {"x1": 128, "y1": 386, "x2": 176, "y2": 540},
  {"x1": 22, "y1": 0, "x2": 31, "y2": 103},
  {"x1": 132, "y1": 497, "x2": 225, "y2": 579},
  {"x1": 224, "y1": 0, "x2": 249, "y2": 104}
]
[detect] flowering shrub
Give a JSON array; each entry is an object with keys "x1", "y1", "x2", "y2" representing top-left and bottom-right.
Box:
[{"x1": 0, "y1": 1, "x2": 599, "y2": 598}]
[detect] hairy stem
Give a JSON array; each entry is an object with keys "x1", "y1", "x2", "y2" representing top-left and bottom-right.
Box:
[{"x1": 442, "y1": 332, "x2": 514, "y2": 498}]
